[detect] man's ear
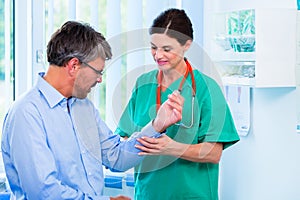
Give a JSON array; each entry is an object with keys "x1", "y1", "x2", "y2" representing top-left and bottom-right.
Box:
[{"x1": 66, "y1": 57, "x2": 80, "y2": 74}]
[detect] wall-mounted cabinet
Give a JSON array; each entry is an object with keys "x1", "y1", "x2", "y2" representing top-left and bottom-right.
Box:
[{"x1": 210, "y1": 8, "x2": 296, "y2": 87}]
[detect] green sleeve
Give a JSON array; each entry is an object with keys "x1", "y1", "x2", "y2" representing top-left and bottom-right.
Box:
[{"x1": 198, "y1": 75, "x2": 240, "y2": 149}]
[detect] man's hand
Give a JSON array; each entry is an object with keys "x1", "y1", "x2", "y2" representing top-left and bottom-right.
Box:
[
  {"x1": 110, "y1": 195, "x2": 131, "y2": 200},
  {"x1": 153, "y1": 90, "x2": 184, "y2": 132}
]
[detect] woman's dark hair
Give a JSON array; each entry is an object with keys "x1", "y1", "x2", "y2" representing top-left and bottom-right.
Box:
[
  {"x1": 47, "y1": 21, "x2": 112, "y2": 66},
  {"x1": 149, "y1": 8, "x2": 193, "y2": 45}
]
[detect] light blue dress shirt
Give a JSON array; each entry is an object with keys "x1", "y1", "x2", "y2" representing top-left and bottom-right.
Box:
[{"x1": 1, "y1": 73, "x2": 160, "y2": 200}]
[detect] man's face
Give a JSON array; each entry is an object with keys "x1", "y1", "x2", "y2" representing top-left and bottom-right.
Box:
[{"x1": 73, "y1": 57, "x2": 105, "y2": 99}]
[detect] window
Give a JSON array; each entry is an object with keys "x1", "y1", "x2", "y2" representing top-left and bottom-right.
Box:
[
  {"x1": 43, "y1": 0, "x2": 142, "y2": 129},
  {"x1": 0, "y1": 0, "x2": 14, "y2": 139},
  {"x1": 8, "y1": 0, "x2": 193, "y2": 132},
  {"x1": 43, "y1": 0, "x2": 126, "y2": 127}
]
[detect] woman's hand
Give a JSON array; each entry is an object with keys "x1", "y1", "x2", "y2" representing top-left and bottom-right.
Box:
[
  {"x1": 135, "y1": 134, "x2": 177, "y2": 156},
  {"x1": 136, "y1": 135, "x2": 223, "y2": 164},
  {"x1": 153, "y1": 90, "x2": 184, "y2": 132}
]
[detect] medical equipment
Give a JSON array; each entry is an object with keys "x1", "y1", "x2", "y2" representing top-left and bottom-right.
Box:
[{"x1": 156, "y1": 58, "x2": 196, "y2": 128}]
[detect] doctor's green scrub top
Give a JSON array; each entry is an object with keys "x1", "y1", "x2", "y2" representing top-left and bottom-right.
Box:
[{"x1": 115, "y1": 68, "x2": 240, "y2": 200}]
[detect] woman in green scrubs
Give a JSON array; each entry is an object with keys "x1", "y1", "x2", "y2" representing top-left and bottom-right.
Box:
[{"x1": 115, "y1": 8, "x2": 240, "y2": 200}]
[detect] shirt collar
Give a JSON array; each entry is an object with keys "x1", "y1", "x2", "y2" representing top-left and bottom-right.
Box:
[{"x1": 36, "y1": 72, "x2": 75, "y2": 108}]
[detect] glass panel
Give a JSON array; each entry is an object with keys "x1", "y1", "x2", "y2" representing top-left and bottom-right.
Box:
[
  {"x1": 213, "y1": 9, "x2": 256, "y2": 86},
  {"x1": 215, "y1": 9, "x2": 255, "y2": 53}
]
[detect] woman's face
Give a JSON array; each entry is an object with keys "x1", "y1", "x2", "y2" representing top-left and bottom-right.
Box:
[{"x1": 150, "y1": 33, "x2": 189, "y2": 72}]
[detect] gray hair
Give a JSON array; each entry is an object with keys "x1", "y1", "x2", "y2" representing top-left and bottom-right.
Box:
[{"x1": 47, "y1": 21, "x2": 112, "y2": 66}]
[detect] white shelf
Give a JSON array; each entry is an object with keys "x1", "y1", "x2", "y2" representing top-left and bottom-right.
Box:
[
  {"x1": 213, "y1": 52, "x2": 255, "y2": 63},
  {"x1": 222, "y1": 76, "x2": 255, "y2": 86},
  {"x1": 209, "y1": 8, "x2": 297, "y2": 87}
]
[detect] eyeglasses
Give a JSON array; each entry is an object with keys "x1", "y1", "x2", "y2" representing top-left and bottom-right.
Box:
[{"x1": 82, "y1": 62, "x2": 104, "y2": 76}]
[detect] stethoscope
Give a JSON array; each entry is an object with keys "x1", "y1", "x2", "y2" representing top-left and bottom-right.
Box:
[{"x1": 156, "y1": 58, "x2": 196, "y2": 128}]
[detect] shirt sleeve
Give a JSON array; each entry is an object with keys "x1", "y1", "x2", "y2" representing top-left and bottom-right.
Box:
[
  {"x1": 1, "y1": 103, "x2": 96, "y2": 200},
  {"x1": 197, "y1": 76, "x2": 240, "y2": 149},
  {"x1": 97, "y1": 107, "x2": 161, "y2": 171}
]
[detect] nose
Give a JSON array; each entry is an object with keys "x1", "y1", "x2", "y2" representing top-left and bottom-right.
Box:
[
  {"x1": 96, "y1": 76, "x2": 102, "y2": 83},
  {"x1": 153, "y1": 48, "x2": 163, "y2": 60}
]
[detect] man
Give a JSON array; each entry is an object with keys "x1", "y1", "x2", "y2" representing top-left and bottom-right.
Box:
[{"x1": 1, "y1": 21, "x2": 183, "y2": 200}]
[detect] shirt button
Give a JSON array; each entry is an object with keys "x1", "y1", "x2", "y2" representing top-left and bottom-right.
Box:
[{"x1": 88, "y1": 172, "x2": 92, "y2": 176}]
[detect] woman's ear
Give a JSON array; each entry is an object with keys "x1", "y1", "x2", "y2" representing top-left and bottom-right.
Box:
[{"x1": 184, "y1": 40, "x2": 192, "y2": 51}]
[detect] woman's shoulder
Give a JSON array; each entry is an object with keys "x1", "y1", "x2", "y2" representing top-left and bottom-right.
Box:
[
  {"x1": 193, "y1": 69, "x2": 218, "y2": 85},
  {"x1": 192, "y1": 69, "x2": 224, "y2": 94},
  {"x1": 136, "y1": 69, "x2": 158, "y2": 84}
]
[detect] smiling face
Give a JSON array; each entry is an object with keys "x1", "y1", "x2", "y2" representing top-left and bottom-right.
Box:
[
  {"x1": 150, "y1": 33, "x2": 191, "y2": 73},
  {"x1": 73, "y1": 57, "x2": 105, "y2": 99}
]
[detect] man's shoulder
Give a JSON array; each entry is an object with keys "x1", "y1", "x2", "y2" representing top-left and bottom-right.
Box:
[
  {"x1": 3, "y1": 88, "x2": 42, "y2": 128},
  {"x1": 10, "y1": 87, "x2": 40, "y2": 110}
]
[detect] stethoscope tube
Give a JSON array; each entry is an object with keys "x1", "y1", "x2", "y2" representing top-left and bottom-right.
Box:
[{"x1": 156, "y1": 58, "x2": 196, "y2": 128}]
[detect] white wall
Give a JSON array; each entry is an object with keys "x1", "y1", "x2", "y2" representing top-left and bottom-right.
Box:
[
  {"x1": 208, "y1": 0, "x2": 300, "y2": 199},
  {"x1": 220, "y1": 88, "x2": 300, "y2": 200}
]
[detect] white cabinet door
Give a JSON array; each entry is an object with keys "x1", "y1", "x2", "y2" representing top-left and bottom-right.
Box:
[{"x1": 209, "y1": 8, "x2": 296, "y2": 88}]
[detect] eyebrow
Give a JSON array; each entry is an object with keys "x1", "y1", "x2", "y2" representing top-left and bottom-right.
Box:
[{"x1": 150, "y1": 42, "x2": 172, "y2": 49}]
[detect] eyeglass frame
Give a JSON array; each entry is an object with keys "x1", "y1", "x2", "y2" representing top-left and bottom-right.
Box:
[{"x1": 81, "y1": 61, "x2": 105, "y2": 76}]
